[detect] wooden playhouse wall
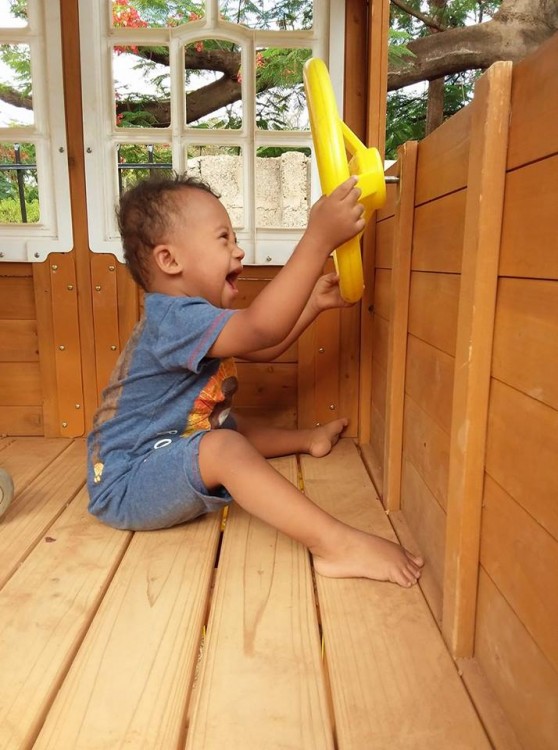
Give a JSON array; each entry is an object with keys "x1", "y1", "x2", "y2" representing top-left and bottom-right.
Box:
[{"x1": 361, "y1": 36, "x2": 558, "y2": 749}]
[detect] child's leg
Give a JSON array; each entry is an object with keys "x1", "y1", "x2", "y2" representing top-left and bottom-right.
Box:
[
  {"x1": 199, "y1": 429, "x2": 423, "y2": 587},
  {"x1": 234, "y1": 413, "x2": 348, "y2": 459}
]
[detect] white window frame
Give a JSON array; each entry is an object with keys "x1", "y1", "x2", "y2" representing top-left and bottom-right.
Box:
[
  {"x1": 79, "y1": 0, "x2": 345, "y2": 265},
  {"x1": 0, "y1": 0, "x2": 72, "y2": 263}
]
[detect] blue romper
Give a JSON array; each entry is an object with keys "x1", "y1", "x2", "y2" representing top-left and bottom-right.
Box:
[{"x1": 87, "y1": 293, "x2": 238, "y2": 530}]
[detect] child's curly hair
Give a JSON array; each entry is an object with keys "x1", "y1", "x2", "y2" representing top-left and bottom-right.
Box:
[{"x1": 117, "y1": 173, "x2": 218, "y2": 291}]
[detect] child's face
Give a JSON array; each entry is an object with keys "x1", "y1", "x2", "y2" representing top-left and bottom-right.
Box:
[{"x1": 166, "y1": 189, "x2": 245, "y2": 308}]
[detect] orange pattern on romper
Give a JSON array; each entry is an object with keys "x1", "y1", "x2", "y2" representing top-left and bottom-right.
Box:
[{"x1": 182, "y1": 357, "x2": 238, "y2": 436}]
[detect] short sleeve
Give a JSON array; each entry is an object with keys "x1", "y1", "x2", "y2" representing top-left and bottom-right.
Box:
[{"x1": 145, "y1": 294, "x2": 236, "y2": 373}]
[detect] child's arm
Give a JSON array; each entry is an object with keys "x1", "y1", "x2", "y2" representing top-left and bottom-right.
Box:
[
  {"x1": 209, "y1": 177, "x2": 364, "y2": 359},
  {"x1": 240, "y1": 272, "x2": 353, "y2": 362}
]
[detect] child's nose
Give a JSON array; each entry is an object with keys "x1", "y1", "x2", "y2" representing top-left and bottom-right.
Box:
[{"x1": 234, "y1": 243, "x2": 245, "y2": 260}]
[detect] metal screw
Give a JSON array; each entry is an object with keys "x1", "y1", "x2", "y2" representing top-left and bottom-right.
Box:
[
  {"x1": 51, "y1": 264, "x2": 58, "y2": 271},
  {"x1": 265, "y1": 256, "x2": 272, "y2": 263},
  {"x1": 34, "y1": 252, "x2": 40, "y2": 258},
  {"x1": 59, "y1": 345, "x2": 65, "y2": 351},
  {"x1": 110, "y1": 345, "x2": 117, "y2": 351},
  {"x1": 108, "y1": 265, "x2": 115, "y2": 271},
  {"x1": 61, "y1": 421, "x2": 68, "y2": 428},
  {"x1": 0, "y1": 252, "x2": 4, "y2": 258},
  {"x1": 86, "y1": 147, "x2": 92, "y2": 153},
  {"x1": 67, "y1": 284, "x2": 74, "y2": 291},
  {"x1": 95, "y1": 285, "x2": 101, "y2": 291},
  {"x1": 318, "y1": 347, "x2": 325, "y2": 354},
  {"x1": 59, "y1": 146, "x2": 65, "y2": 153},
  {"x1": 75, "y1": 404, "x2": 81, "y2": 409},
  {"x1": 329, "y1": 404, "x2": 336, "y2": 410}
]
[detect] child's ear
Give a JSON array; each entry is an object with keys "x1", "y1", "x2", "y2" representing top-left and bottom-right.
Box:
[{"x1": 152, "y1": 244, "x2": 182, "y2": 276}]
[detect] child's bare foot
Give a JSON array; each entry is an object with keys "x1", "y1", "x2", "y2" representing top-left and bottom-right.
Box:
[
  {"x1": 312, "y1": 529, "x2": 424, "y2": 588},
  {"x1": 309, "y1": 418, "x2": 348, "y2": 458}
]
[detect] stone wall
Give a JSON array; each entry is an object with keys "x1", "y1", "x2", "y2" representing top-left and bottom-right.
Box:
[{"x1": 187, "y1": 151, "x2": 310, "y2": 228}]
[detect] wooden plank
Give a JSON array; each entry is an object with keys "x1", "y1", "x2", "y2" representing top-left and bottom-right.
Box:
[
  {"x1": 362, "y1": 403, "x2": 385, "y2": 496},
  {"x1": 235, "y1": 362, "x2": 297, "y2": 409},
  {"x1": 0, "y1": 363, "x2": 42, "y2": 406},
  {"x1": 486, "y1": 378, "x2": 558, "y2": 541},
  {"x1": 457, "y1": 659, "x2": 524, "y2": 750},
  {"x1": 371, "y1": 357, "x2": 387, "y2": 421},
  {"x1": 415, "y1": 104, "x2": 472, "y2": 205},
  {"x1": 376, "y1": 180, "x2": 398, "y2": 221},
  {"x1": 0, "y1": 277, "x2": 35, "y2": 319},
  {"x1": 499, "y1": 155, "x2": 558, "y2": 280},
  {"x1": 91, "y1": 254, "x2": 121, "y2": 399},
  {"x1": 400, "y1": 457, "x2": 446, "y2": 596},
  {"x1": 412, "y1": 189, "x2": 466, "y2": 273},
  {"x1": 405, "y1": 335, "x2": 454, "y2": 435},
  {"x1": 0, "y1": 489, "x2": 129, "y2": 750},
  {"x1": 480, "y1": 475, "x2": 558, "y2": 673},
  {"x1": 375, "y1": 215, "x2": 394, "y2": 269},
  {"x1": 301, "y1": 440, "x2": 490, "y2": 750},
  {"x1": 50, "y1": 256, "x2": 85, "y2": 436},
  {"x1": 35, "y1": 515, "x2": 221, "y2": 750},
  {"x1": 0, "y1": 436, "x2": 70, "y2": 496},
  {"x1": 60, "y1": 0, "x2": 99, "y2": 433},
  {"x1": 493, "y1": 278, "x2": 558, "y2": 410},
  {"x1": 475, "y1": 570, "x2": 558, "y2": 750},
  {"x1": 359, "y1": 222, "x2": 379, "y2": 444},
  {"x1": 443, "y1": 61, "x2": 512, "y2": 657},
  {"x1": 372, "y1": 313, "x2": 389, "y2": 371},
  {"x1": 0, "y1": 440, "x2": 86, "y2": 590},
  {"x1": 0, "y1": 406, "x2": 43, "y2": 436},
  {"x1": 338, "y1": 302, "x2": 360, "y2": 438},
  {"x1": 373, "y1": 268, "x2": 391, "y2": 320},
  {"x1": 408, "y1": 272, "x2": 460, "y2": 356},
  {"x1": 383, "y1": 142, "x2": 418, "y2": 511},
  {"x1": 507, "y1": 33, "x2": 558, "y2": 170},
  {"x1": 32, "y1": 261, "x2": 59, "y2": 435},
  {"x1": 366, "y1": 0, "x2": 390, "y2": 157},
  {"x1": 403, "y1": 395, "x2": 450, "y2": 511},
  {"x1": 186, "y1": 457, "x2": 333, "y2": 750},
  {"x1": 116, "y1": 259, "x2": 139, "y2": 347},
  {"x1": 389, "y1": 509, "x2": 443, "y2": 625},
  {"x1": 0, "y1": 262, "x2": 32, "y2": 277},
  {"x1": 0, "y1": 320, "x2": 38, "y2": 362},
  {"x1": 234, "y1": 406, "x2": 297, "y2": 429}
]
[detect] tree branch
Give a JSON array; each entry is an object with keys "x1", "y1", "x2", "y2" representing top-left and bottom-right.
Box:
[{"x1": 391, "y1": 0, "x2": 447, "y2": 32}]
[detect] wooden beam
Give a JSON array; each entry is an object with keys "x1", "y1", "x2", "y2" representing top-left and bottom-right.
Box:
[
  {"x1": 442, "y1": 62, "x2": 513, "y2": 657},
  {"x1": 383, "y1": 142, "x2": 418, "y2": 510}
]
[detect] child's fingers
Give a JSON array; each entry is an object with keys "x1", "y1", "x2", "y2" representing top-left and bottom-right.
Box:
[{"x1": 330, "y1": 175, "x2": 360, "y2": 200}]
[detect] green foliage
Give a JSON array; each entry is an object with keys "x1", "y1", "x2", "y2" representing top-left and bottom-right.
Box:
[{"x1": 0, "y1": 198, "x2": 39, "y2": 223}]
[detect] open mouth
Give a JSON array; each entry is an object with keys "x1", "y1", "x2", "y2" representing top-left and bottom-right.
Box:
[{"x1": 226, "y1": 268, "x2": 242, "y2": 291}]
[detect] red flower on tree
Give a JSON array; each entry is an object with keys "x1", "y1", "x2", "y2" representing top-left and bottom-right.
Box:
[{"x1": 112, "y1": 0, "x2": 148, "y2": 55}]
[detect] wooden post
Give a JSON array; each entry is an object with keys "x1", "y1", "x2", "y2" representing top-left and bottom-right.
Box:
[
  {"x1": 383, "y1": 141, "x2": 418, "y2": 510},
  {"x1": 358, "y1": 0, "x2": 390, "y2": 444},
  {"x1": 442, "y1": 62, "x2": 513, "y2": 656}
]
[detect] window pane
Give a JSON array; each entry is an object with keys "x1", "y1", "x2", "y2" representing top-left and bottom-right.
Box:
[
  {"x1": 0, "y1": 142, "x2": 39, "y2": 223},
  {"x1": 113, "y1": 46, "x2": 170, "y2": 128},
  {"x1": 256, "y1": 47, "x2": 310, "y2": 131},
  {"x1": 111, "y1": 0, "x2": 204, "y2": 29},
  {"x1": 219, "y1": 0, "x2": 312, "y2": 30},
  {"x1": 255, "y1": 146, "x2": 310, "y2": 228},
  {"x1": 0, "y1": 43, "x2": 33, "y2": 126},
  {"x1": 0, "y1": 0, "x2": 27, "y2": 28},
  {"x1": 186, "y1": 144, "x2": 243, "y2": 227},
  {"x1": 117, "y1": 143, "x2": 173, "y2": 195},
  {"x1": 185, "y1": 40, "x2": 242, "y2": 129}
]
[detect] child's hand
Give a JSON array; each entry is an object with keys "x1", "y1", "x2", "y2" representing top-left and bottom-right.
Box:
[
  {"x1": 307, "y1": 177, "x2": 365, "y2": 252},
  {"x1": 308, "y1": 272, "x2": 355, "y2": 314}
]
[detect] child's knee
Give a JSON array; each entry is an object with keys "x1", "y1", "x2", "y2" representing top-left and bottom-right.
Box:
[{"x1": 198, "y1": 428, "x2": 253, "y2": 486}]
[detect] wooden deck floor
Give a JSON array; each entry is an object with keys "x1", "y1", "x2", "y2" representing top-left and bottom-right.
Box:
[{"x1": 0, "y1": 437, "x2": 492, "y2": 749}]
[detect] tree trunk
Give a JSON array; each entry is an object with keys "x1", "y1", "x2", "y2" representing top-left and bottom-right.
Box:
[{"x1": 388, "y1": 0, "x2": 558, "y2": 90}]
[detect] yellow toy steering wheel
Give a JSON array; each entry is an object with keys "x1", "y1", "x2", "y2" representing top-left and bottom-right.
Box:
[{"x1": 303, "y1": 57, "x2": 386, "y2": 303}]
